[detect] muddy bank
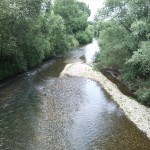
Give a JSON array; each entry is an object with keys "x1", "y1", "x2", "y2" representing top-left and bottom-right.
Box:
[{"x1": 60, "y1": 62, "x2": 150, "y2": 139}]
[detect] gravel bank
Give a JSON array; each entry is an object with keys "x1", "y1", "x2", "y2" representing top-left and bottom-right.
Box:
[{"x1": 60, "y1": 62, "x2": 150, "y2": 139}]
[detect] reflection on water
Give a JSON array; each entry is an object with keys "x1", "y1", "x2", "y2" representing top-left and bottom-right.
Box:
[
  {"x1": 66, "y1": 79, "x2": 150, "y2": 150},
  {"x1": 0, "y1": 39, "x2": 150, "y2": 150},
  {"x1": 84, "y1": 39, "x2": 100, "y2": 64},
  {"x1": 65, "y1": 39, "x2": 100, "y2": 64}
]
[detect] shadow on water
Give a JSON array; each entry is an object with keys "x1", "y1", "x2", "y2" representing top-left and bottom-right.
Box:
[
  {"x1": 0, "y1": 79, "x2": 41, "y2": 149},
  {"x1": 101, "y1": 69, "x2": 136, "y2": 99},
  {"x1": 0, "y1": 39, "x2": 150, "y2": 150}
]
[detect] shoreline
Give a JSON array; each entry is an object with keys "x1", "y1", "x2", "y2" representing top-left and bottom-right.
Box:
[{"x1": 60, "y1": 62, "x2": 150, "y2": 139}]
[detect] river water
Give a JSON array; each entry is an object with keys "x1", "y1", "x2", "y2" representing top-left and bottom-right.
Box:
[{"x1": 0, "y1": 39, "x2": 150, "y2": 150}]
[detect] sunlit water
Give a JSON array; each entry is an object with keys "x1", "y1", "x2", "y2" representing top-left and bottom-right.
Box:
[{"x1": 0, "y1": 39, "x2": 150, "y2": 150}]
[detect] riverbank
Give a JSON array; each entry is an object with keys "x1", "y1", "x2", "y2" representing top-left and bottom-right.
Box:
[{"x1": 60, "y1": 62, "x2": 150, "y2": 139}]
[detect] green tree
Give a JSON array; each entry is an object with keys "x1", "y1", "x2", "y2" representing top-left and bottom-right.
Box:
[
  {"x1": 76, "y1": 25, "x2": 94, "y2": 44},
  {"x1": 94, "y1": 0, "x2": 150, "y2": 106},
  {"x1": 0, "y1": 0, "x2": 91, "y2": 81},
  {"x1": 54, "y1": 0, "x2": 90, "y2": 34}
]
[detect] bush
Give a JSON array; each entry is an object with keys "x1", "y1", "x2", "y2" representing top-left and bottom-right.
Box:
[
  {"x1": 136, "y1": 87, "x2": 150, "y2": 106},
  {"x1": 76, "y1": 25, "x2": 94, "y2": 44}
]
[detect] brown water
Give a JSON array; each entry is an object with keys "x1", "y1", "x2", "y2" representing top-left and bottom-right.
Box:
[
  {"x1": 101, "y1": 70, "x2": 136, "y2": 99},
  {"x1": 0, "y1": 39, "x2": 150, "y2": 150}
]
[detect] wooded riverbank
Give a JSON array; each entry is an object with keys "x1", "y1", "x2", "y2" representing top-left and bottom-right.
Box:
[{"x1": 0, "y1": 0, "x2": 94, "y2": 81}]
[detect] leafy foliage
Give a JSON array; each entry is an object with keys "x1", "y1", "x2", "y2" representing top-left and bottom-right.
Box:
[
  {"x1": 94, "y1": 0, "x2": 150, "y2": 106},
  {"x1": 54, "y1": 0, "x2": 90, "y2": 34},
  {"x1": 76, "y1": 25, "x2": 94, "y2": 44},
  {"x1": 0, "y1": 0, "x2": 92, "y2": 81},
  {"x1": 53, "y1": 0, "x2": 93, "y2": 44}
]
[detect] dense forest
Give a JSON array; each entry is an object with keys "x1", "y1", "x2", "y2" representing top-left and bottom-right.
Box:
[
  {"x1": 0, "y1": 0, "x2": 94, "y2": 81},
  {"x1": 94, "y1": 0, "x2": 150, "y2": 106}
]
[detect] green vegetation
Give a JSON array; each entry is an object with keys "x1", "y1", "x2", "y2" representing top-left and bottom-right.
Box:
[
  {"x1": 94, "y1": 0, "x2": 150, "y2": 106},
  {"x1": 53, "y1": 0, "x2": 94, "y2": 44},
  {"x1": 76, "y1": 25, "x2": 94, "y2": 44},
  {"x1": 0, "y1": 0, "x2": 93, "y2": 81}
]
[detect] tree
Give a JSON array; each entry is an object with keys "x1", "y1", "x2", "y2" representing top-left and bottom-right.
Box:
[
  {"x1": 0, "y1": 0, "x2": 91, "y2": 81},
  {"x1": 94, "y1": 0, "x2": 150, "y2": 106},
  {"x1": 75, "y1": 25, "x2": 94, "y2": 44},
  {"x1": 54, "y1": 0, "x2": 90, "y2": 34}
]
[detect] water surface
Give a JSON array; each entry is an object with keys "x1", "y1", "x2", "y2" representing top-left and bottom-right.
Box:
[{"x1": 0, "y1": 39, "x2": 150, "y2": 150}]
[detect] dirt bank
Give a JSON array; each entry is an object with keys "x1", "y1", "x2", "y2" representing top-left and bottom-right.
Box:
[{"x1": 60, "y1": 62, "x2": 150, "y2": 139}]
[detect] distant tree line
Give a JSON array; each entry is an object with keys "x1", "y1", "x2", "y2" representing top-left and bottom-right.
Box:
[
  {"x1": 94, "y1": 0, "x2": 150, "y2": 106},
  {"x1": 0, "y1": 0, "x2": 94, "y2": 81}
]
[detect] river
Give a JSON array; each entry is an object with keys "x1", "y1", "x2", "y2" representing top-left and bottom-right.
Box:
[{"x1": 0, "y1": 39, "x2": 150, "y2": 150}]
